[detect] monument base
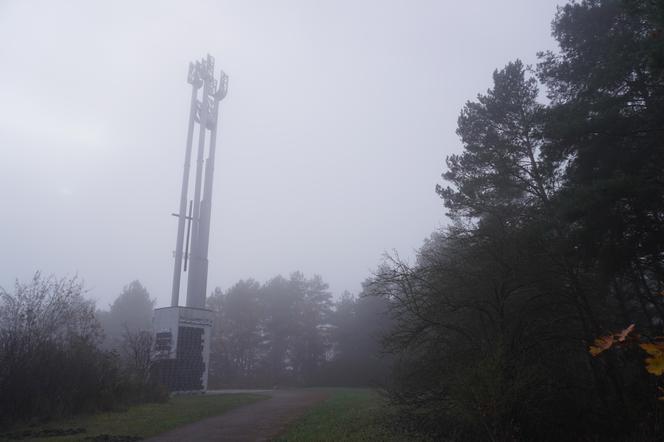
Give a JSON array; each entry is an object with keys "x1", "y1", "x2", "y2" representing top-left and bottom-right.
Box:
[{"x1": 152, "y1": 306, "x2": 213, "y2": 392}]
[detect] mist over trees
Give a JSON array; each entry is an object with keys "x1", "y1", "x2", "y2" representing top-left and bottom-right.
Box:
[
  {"x1": 321, "y1": 290, "x2": 392, "y2": 386},
  {"x1": 371, "y1": 1, "x2": 664, "y2": 440},
  {"x1": 207, "y1": 272, "x2": 391, "y2": 388},
  {"x1": 96, "y1": 280, "x2": 154, "y2": 350},
  {"x1": 0, "y1": 270, "x2": 389, "y2": 428}
]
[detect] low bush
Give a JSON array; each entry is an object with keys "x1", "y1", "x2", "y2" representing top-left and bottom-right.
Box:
[{"x1": 0, "y1": 273, "x2": 166, "y2": 430}]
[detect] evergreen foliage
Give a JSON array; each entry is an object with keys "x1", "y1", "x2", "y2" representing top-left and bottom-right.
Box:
[{"x1": 374, "y1": 1, "x2": 664, "y2": 439}]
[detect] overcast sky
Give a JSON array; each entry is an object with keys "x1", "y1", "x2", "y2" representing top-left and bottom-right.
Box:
[{"x1": 0, "y1": 0, "x2": 563, "y2": 308}]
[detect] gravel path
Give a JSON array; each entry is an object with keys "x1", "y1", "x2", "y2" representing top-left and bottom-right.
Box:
[{"x1": 145, "y1": 389, "x2": 328, "y2": 442}]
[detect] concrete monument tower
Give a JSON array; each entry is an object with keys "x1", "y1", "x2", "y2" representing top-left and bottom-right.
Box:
[{"x1": 152, "y1": 55, "x2": 228, "y2": 392}]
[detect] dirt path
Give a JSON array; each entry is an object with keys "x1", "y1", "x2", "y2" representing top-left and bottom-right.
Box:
[{"x1": 145, "y1": 389, "x2": 328, "y2": 442}]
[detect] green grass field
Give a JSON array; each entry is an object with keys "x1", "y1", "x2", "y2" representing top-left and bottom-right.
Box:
[
  {"x1": 275, "y1": 388, "x2": 419, "y2": 442},
  {"x1": 1, "y1": 393, "x2": 266, "y2": 442}
]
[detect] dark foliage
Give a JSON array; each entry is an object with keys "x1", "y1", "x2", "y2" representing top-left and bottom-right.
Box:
[
  {"x1": 373, "y1": 1, "x2": 664, "y2": 440},
  {"x1": 0, "y1": 274, "x2": 166, "y2": 430}
]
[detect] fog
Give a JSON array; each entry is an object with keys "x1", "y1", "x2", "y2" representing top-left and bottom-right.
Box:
[{"x1": 0, "y1": 0, "x2": 562, "y2": 307}]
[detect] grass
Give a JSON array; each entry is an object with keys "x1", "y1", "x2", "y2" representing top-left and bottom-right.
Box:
[
  {"x1": 2, "y1": 393, "x2": 267, "y2": 441},
  {"x1": 275, "y1": 388, "x2": 420, "y2": 442}
]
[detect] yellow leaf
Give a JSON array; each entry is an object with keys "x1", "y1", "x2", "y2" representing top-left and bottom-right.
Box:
[
  {"x1": 645, "y1": 355, "x2": 664, "y2": 376},
  {"x1": 589, "y1": 335, "x2": 614, "y2": 357},
  {"x1": 640, "y1": 343, "x2": 664, "y2": 357},
  {"x1": 589, "y1": 346, "x2": 601, "y2": 356}
]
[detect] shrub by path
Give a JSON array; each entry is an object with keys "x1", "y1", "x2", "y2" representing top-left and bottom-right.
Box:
[{"x1": 5, "y1": 394, "x2": 265, "y2": 442}]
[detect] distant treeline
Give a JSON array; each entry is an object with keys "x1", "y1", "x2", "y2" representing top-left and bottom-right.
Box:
[
  {"x1": 207, "y1": 273, "x2": 391, "y2": 388},
  {"x1": 369, "y1": 1, "x2": 664, "y2": 440},
  {"x1": 0, "y1": 272, "x2": 390, "y2": 428},
  {"x1": 95, "y1": 274, "x2": 392, "y2": 389}
]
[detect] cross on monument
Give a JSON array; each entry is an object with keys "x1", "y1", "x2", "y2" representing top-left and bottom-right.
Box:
[{"x1": 152, "y1": 55, "x2": 228, "y2": 392}]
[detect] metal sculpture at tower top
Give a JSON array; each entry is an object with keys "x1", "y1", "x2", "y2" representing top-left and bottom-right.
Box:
[
  {"x1": 152, "y1": 55, "x2": 227, "y2": 392},
  {"x1": 171, "y1": 54, "x2": 228, "y2": 309}
]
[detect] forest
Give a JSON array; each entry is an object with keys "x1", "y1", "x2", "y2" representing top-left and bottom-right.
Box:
[
  {"x1": 1, "y1": 0, "x2": 663, "y2": 440},
  {"x1": 0, "y1": 274, "x2": 391, "y2": 429},
  {"x1": 370, "y1": 1, "x2": 664, "y2": 439}
]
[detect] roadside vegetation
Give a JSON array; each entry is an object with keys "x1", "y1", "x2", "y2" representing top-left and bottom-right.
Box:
[
  {"x1": 0, "y1": 393, "x2": 266, "y2": 442},
  {"x1": 0, "y1": 275, "x2": 168, "y2": 429},
  {"x1": 368, "y1": 1, "x2": 664, "y2": 440},
  {"x1": 276, "y1": 389, "x2": 422, "y2": 442},
  {"x1": 0, "y1": 270, "x2": 391, "y2": 430}
]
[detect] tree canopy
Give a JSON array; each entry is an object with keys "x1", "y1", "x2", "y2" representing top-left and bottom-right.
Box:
[{"x1": 373, "y1": 1, "x2": 664, "y2": 440}]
